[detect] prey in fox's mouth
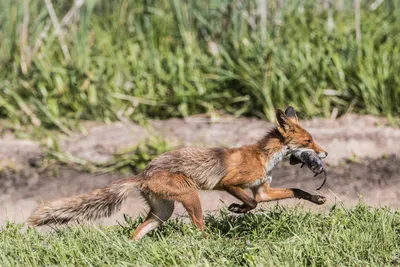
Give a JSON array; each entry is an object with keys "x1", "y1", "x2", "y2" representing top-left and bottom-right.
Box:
[{"x1": 290, "y1": 150, "x2": 327, "y2": 190}]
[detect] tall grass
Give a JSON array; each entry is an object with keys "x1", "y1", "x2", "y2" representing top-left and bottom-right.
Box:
[{"x1": 0, "y1": 0, "x2": 399, "y2": 132}]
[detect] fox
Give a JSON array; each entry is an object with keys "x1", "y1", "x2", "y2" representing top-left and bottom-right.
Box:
[{"x1": 27, "y1": 106, "x2": 328, "y2": 240}]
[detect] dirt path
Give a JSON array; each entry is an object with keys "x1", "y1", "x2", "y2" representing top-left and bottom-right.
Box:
[{"x1": 1, "y1": 114, "x2": 399, "y2": 226}]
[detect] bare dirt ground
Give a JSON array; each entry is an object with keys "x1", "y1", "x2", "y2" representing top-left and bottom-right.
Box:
[{"x1": 0, "y1": 114, "x2": 399, "y2": 226}]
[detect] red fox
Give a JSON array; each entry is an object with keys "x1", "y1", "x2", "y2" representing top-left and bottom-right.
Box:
[{"x1": 28, "y1": 106, "x2": 328, "y2": 240}]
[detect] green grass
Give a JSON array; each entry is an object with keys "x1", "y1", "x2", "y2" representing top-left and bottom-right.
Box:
[
  {"x1": 1, "y1": 0, "x2": 400, "y2": 133},
  {"x1": 1, "y1": 205, "x2": 399, "y2": 266}
]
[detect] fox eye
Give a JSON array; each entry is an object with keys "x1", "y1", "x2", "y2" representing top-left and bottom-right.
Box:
[{"x1": 306, "y1": 139, "x2": 312, "y2": 143}]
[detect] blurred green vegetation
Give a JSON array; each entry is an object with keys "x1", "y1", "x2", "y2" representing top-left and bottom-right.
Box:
[
  {"x1": 43, "y1": 136, "x2": 170, "y2": 173},
  {"x1": 1, "y1": 0, "x2": 399, "y2": 133}
]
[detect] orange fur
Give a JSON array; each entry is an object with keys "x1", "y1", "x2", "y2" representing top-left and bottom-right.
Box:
[{"x1": 28, "y1": 106, "x2": 328, "y2": 239}]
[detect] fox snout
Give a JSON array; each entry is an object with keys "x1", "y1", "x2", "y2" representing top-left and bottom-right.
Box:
[
  {"x1": 313, "y1": 145, "x2": 328, "y2": 159},
  {"x1": 295, "y1": 146, "x2": 328, "y2": 159},
  {"x1": 318, "y1": 151, "x2": 328, "y2": 158}
]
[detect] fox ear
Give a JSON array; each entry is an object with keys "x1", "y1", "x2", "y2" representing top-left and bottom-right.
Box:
[
  {"x1": 284, "y1": 106, "x2": 298, "y2": 124},
  {"x1": 276, "y1": 108, "x2": 294, "y2": 132}
]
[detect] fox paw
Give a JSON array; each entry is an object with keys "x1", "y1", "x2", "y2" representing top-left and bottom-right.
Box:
[
  {"x1": 311, "y1": 195, "x2": 326, "y2": 205},
  {"x1": 228, "y1": 203, "x2": 249, "y2": 214}
]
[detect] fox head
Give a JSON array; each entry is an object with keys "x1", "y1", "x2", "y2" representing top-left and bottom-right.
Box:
[{"x1": 276, "y1": 106, "x2": 328, "y2": 159}]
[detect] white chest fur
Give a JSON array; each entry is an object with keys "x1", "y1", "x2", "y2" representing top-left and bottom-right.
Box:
[
  {"x1": 267, "y1": 147, "x2": 288, "y2": 172},
  {"x1": 243, "y1": 147, "x2": 288, "y2": 188}
]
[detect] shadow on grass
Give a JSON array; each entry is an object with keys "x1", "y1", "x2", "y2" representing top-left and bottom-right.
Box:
[{"x1": 120, "y1": 204, "x2": 331, "y2": 240}]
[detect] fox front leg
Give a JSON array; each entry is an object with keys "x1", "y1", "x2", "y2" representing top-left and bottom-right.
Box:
[
  {"x1": 225, "y1": 186, "x2": 258, "y2": 214},
  {"x1": 252, "y1": 184, "x2": 326, "y2": 205}
]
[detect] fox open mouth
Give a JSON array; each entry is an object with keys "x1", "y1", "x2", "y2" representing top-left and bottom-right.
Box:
[{"x1": 289, "y1": 150, "x2": 327, "y2": 190}]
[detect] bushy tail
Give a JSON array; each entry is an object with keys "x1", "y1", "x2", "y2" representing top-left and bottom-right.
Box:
[{"x1": 27, "y1": 177, "x2": 140, "y2": 226}]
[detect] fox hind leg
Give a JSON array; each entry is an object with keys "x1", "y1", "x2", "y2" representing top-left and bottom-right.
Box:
[
  {"x1": 178, "y1": 190, "x2": 206, "y2": 236},
  {"x1": 131, "y1": 193, "x2": 174, "y2": 240},
  {"x1": 133, "y1": 171, "x2": 206, "y2": 238}
]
